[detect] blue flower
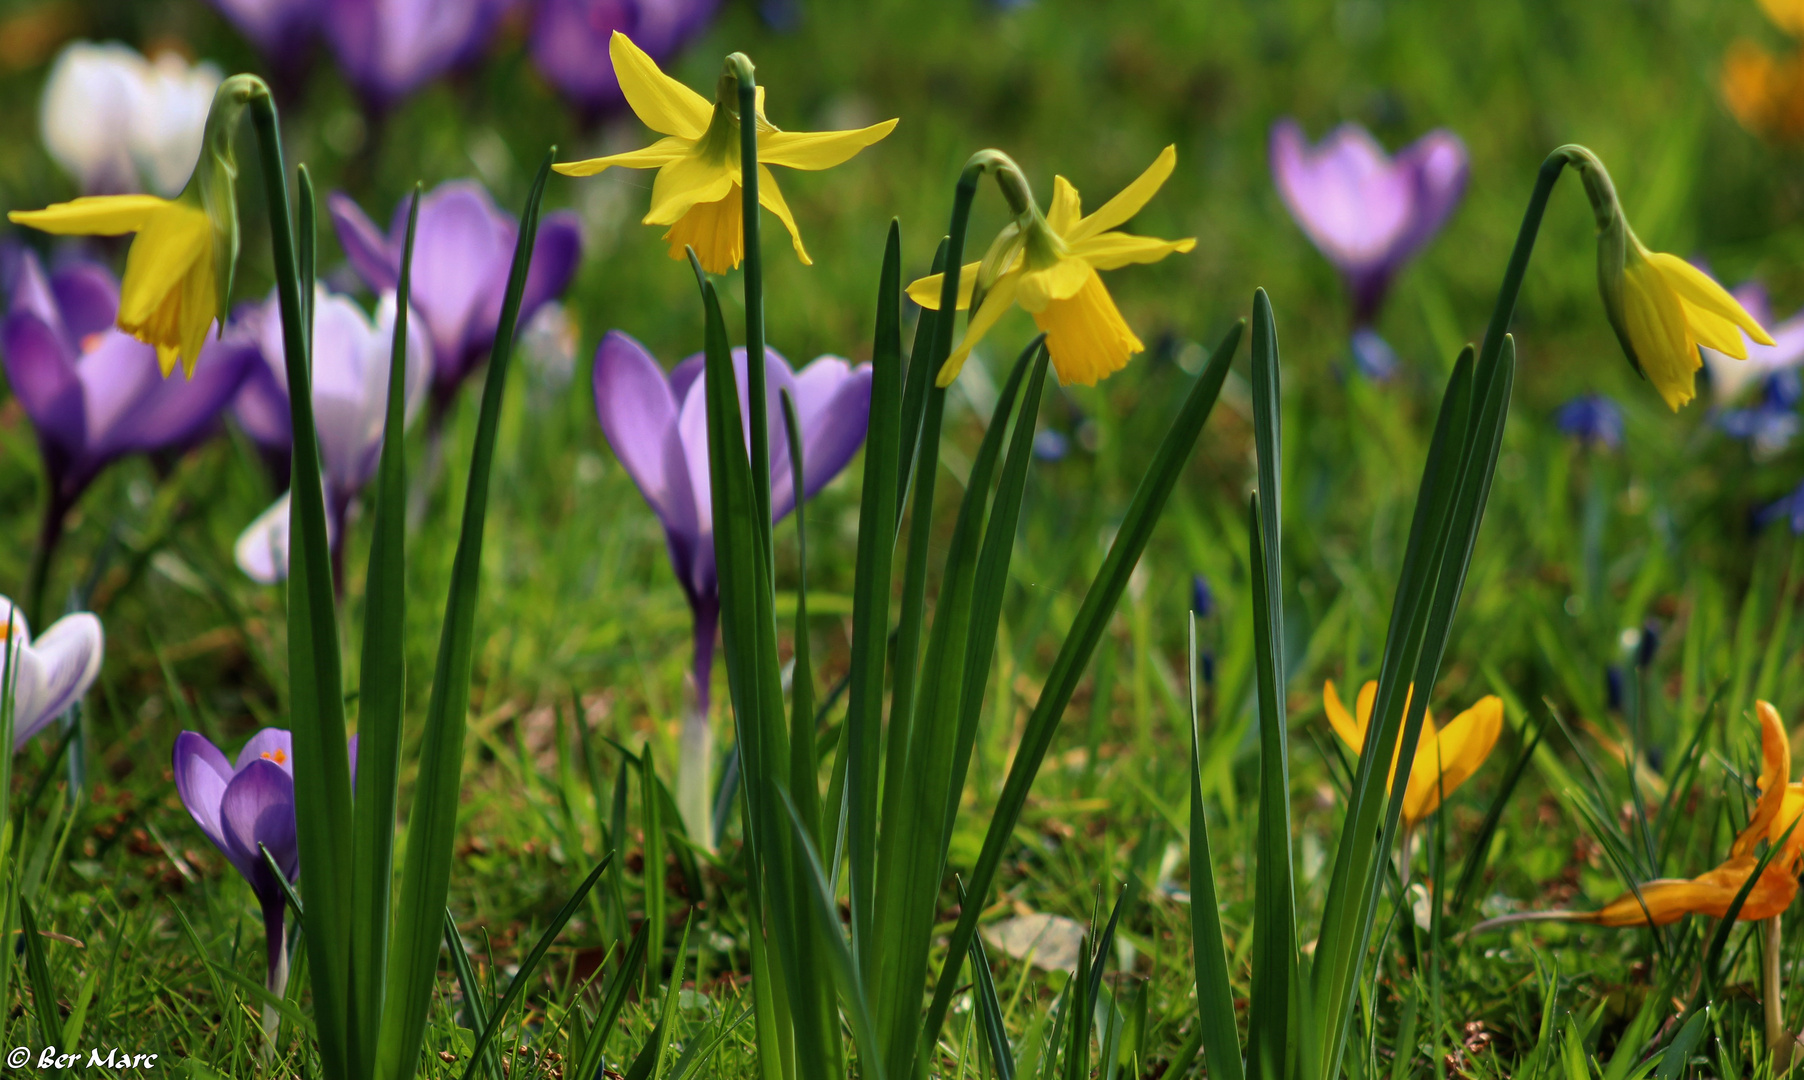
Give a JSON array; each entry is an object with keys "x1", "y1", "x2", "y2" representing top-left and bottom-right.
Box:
[
  {"x1": 1757, "y1": 479, "x2": 1804, "y2": 535},
  {"x1": 1033, "y1": 429, "x2": 1071, "y2": 462},
  {"x1": 1718, "y1": 371, "x2": 1801, "y2": 457},
  {"x1": 1191, "y1": 573, "x2": 1215, "y2": 618},
  {"x1": 1554, "y1": 394, "x2": 1624, "y2": 450},
  {"x1": 1350, "y1": 327, "x2": 1399, "y2": 381}
]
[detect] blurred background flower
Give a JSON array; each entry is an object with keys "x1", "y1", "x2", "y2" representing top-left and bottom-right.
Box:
[
  {"x1": 529, "y1": 0, "x2": 718, "y2": 117},
  {"x1": 0, "y1": 594, "x2": 103, "y2": 751},
  {"x1": 1269, "y1": 118, "x2": 1467, "y2": 379},
  {"x1": 1555, "y1": 394, "x2": 1626, "y2": 451},
  {"x1": 39, "y1": 41, "x2": 219, "y2": 196}
]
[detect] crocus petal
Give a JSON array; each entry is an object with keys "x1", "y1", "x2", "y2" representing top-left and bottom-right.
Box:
[
  {"x1": 409, "y1": 181, "x2": 515, "y2": 378},
  {"x1": 39, "y1": 42, "x2": 146, "y2": 194},
  {"x1": 235, "y1": 727, "x2": 294, "y2": 773},
  {"x1": 554, "y1": 136, "x2": 697, "y2": 177},
  {"x1": 173, "y1": 731, "x2": 235, "y2": 854},
  {"x1": 1402, "y1": 694, "x2": 1501, "y2": 825},
  {"x1": 518, "y1": 211, "x2": 584, "y2": 328},
  {"x1": 1070, "y1": 232, "x2": 1197, "y2": 272},
  {"x1": 9, "y1": 611, "x2": 103, "y2": 747},
  {"x1": 1269, "y1": 119, "x2": 1413, "y2": 273},
  {"x1": 786, "y1": 364, "x2": 871, "y2": 514},
  {"x1": 1734, "y1": 700, "x2": 1794, "y2": 858},
  {"x1": 757, "y1": 165, "x2": 812, "y2": 265},
  {"x1": 1323, "y1": 680, "x2": 1365, "y2": 754},
  {"x1": 88, "y1": 338, "x2": 255, "y2": 460},
  {"x1": 326, "y1": 191, "x2": 400, "y2": 294},
  {"x1": 234, "y1": 492, "x2": 335, "y2": 585},
  {"x1": 758, "y1": 119, "x2": 899, "y2": 171},
  {"x1": 1068, "y1": 145, "x2": 1177, "y2": 243},
  {"x1": 50, "y1": 261, "x2": 123, "y2": 342},
  {"x1": 2, "y1": 312, "x2": 86, "y2": 468},
  {"x1": 219, "y1": 757, "x2": 298, "y2": 887},
  {"x1": 9, "y1": 194, "x2": 169, "y2": 236},
  {"x1": 1586, "y1": 854, "x2": 1799, "y2": 926},
  {"x1": 608, "y1": 30, "x2": 713, "y2": 139},
  {"x1": 594, "y1": 330, "x2": 682, "y2": 522}
]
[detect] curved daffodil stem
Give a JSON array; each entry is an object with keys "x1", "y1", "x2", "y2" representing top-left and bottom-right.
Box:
[
  {"x1": 1765, "y1": 914, "x2": 1792, "y2": 1069},
  {"x1": 728, "y1": 52, "x2": 771, "y2": 553}
]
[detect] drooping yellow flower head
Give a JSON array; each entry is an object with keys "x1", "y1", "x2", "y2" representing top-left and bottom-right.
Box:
[
  {"x1": 1322, "y1": 679, "x2": 1503, "y2": 831},
  {"x1": 8, "y1": 74, "x2": 258, "y2": 377},
  {"x1": 553, "y1": 32, "x2": 897, "y2": 275},
  {"x1": 1559, "y1": 144, "x2": 1774, "y2": 412},
  {"x1": 906, "y1": 146, "x2": 1195, "y2": 388},
  {"x1": 1579, "y1": 701, "x2": 1804, "y2": 926}
]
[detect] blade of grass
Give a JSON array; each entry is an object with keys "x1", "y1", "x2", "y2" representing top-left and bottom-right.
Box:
[
  {"x1": 443, "y1": 911, "x2": 503, "y2": 1080},
  {"x1": 375, "y1": 149, "x2": 555, "y2": 1080},
  {"x1": 1189, "y1": 614, "x2": 1243, "y2": 1080},
  {"x1": 571, "y1": 922, "x2": 650, "y2": 1080}
]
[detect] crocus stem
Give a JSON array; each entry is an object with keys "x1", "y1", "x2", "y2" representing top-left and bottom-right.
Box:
[
  {"x1": 261, "y1": 898, "x2": 291, "y2": 1060},
  {"x1": 1398, "y1": 824, "x2": 1415, "y2": 893},
  {"x1": 677, "y1": 607, "x2": 719, "y2": 847},
  {"x1": 25, "y1": 491, "x2": 68, "y2": 629},
  {"x1": 1766, "y1": 914, "x2": 1792, "y2": 1069}
]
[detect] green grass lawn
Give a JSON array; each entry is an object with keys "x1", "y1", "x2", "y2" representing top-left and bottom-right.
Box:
[{"x1": 4, "y1": 0, "x2": 1804, "y2": 1076}]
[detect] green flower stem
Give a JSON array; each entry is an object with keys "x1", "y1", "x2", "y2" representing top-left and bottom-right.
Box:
[{"x1": 728, "y1": 52, "x2": 771, "y2": 555}]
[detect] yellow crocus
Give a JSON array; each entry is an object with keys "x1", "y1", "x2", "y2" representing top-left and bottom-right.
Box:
[
  {"x1": 906, "y1": 146, "x2": 1195, "y2": 388},
  {"x1": 1761, "y1": 0, "x2": 1804, "y2": 36},
  {"x1": 553, "y1": 32, "x2": 897, "y2": 275},
  {"x1": 1560, "y1": 145, "x2": 1774, "y2": 411},
  {"x1": 8, "y1": 75, "x2": 256, "y2": 378},
  {"x1": 1322, "y1": 679, "x2": 1503, "y2": 831},
  {"x1": 1574, "y1": 702, "x2": 1804, "y2": 927}
]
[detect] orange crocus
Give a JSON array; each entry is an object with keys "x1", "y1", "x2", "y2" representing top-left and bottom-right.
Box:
[{"x1": 1322, "y1": 679, "x2": 1504, "y2": 831}]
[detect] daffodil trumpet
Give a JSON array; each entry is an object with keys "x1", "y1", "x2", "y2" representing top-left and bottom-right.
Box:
[
  {"x1": 553, "y1": 32, "x2": 896, "y2": 276},
  {"x1": 9, "y1": 73, "x2": 264, "y2": 379}
]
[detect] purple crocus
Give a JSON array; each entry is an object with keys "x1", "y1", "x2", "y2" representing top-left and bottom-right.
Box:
[
  {"x1": 1270, "y1": 119, "x2": 1468, "y2": 376},
  {"x1": 0, "y1": 595, "x2": 103, "y2": 751},
  {"x1": 208, "y1": 0, "x2": 318, "y2": 64},
  {"x1": 173, "y1": 729, "x2": 357, "y2": 1042},
  {"x1": 321, "y1": 0, "x2": 504, "y2": 111},
  {"x1": 593, "y1": 331, "x2": 871, "y2": 842},
  {"x1": 328, "y1": 180, "x2": 582, "y2": 415},
  {"x1": 1, "y1": 250, "x2": 256, "y2": 620},
  {"x1": 529, "y1": 0, "x2": 717, "y2": 116},
  {"x1": 1554, "y1": 394, "x2": 1625, "y2": 451},
  {"x1": 1702, "y1": 282, "x2": 1804, "y2": 404},
  {"x1": 229, "y1": 285, "x2": 430, "y2": 584}
]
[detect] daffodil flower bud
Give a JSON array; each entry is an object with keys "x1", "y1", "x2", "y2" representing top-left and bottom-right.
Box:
[{"x1": 1559, "y1": 143, "x2": 1776, "y2": 410}]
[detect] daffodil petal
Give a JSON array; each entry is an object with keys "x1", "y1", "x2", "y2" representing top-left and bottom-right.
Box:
[
  {"x1": 936, "y1": 271, "x2": 1019, "y2": 387},
  {"x1": 760, "y1": 119, "x2": 899, "y2": 171},
  {"x1": 1069, "y1": 145, "x2": 1178, "y2": 243},
  {"x1": 906, "y1": 262, "x2": 980, "y2": 311},
  {"x1": 1014, "y1": 256, "x2": 1093, "y2": 313},
  {"x1": 1647, "y1": 252, "x2": 1777, "y2": 346},
  {"x1": 10, "y1": 194, "x2": 169, "y2": 236},
  {"x1": 1624, "y1": 259, "x2": 1698, "y2": 411},
  {"x1": 1688, "y1": 305, "x2": 1749, "y2": 359},
  {"x1": 757, "y1": 164, "x2": 811, "y2": 266},
  {"x1": 1070, "y1": 231, "x2": 1197, "y2": 271},
  {"x1": 1046, "y1": 176, "x2": 1082, "y2": 236},
  {"x1": 646, "y1": 153, "x2": 736, "y2": 226},
  {"x1": 609, "y1": 31, "x2": 712, "y2": 140},
  {"x1": 662, "y1": 191, "x2": 743, "y2": 274},
  {"x1": 554, "y1": 136, "x2": 695, "y2": 177}
]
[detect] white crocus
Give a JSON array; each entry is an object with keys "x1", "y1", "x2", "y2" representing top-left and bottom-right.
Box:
[
  {"x1": 38, "y1": 40, "x2": 220, "y2": 197},
  {"x1": 0, "y1": 597, "x2": 104, "y2": 751},
  {"x1": 234, "y1": 287, "x2": 431, "y2": 585}
]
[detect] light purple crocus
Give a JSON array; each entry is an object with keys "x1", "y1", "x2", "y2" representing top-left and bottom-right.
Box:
[
  {"x1": 529, "y1": 0, "x2": 717, "y2": 116},
  {"x1": 0, "y1": 595, "x2": 103, "y2": 751},
  {"x1": 1270, "y1": 118, "x2": 1468, "y2": 376},
  {"x1": 208, "y1": 0, "x2": 318, "y2": 67},
  {"x1": 321, "y1": 0, "x2": 505, "y2": 111},
  {"x1": 2, "y1": 250, "x2": 256, "y2": 619},
  {"x1": 593, "y1": 331, "x2": 871, "y2": 841},
  {"x1": 1702, "y1": 283, "x2": 1804, "y2": 404},
  {"x1": 328, "y1": 180, "x2": 582, "y2": 414},
  {"x1": 229, "y1": 285, "x2": 430, "y2": 585},
  {"x1": 173, "y1": 729, "x2": 357, "y2": 1041}
]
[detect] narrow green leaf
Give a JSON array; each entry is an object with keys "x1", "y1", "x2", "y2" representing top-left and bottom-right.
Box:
[
  {"x1": 17, "y1": 896, "x2": 59, "y2": 1057},
  {"x1": 443, "y1": 911, "x2": 503, "y2": 1080},
  {"x1": 1188, "y1": 615, "x2": 1243, "y2": 1080},
  {"x1": 349, "y1": 183, "x2": 419, "y2": 1080},
  {"x1": 1654, "y1": 1007, "x2": 1708, "y2": 1080},
  {"x1": 571, "y1": 922, "x2": 650, "y2": 1080},
  {"x1": 248, "y1": 90, "x2": 355, "y2": 1080},
  {"x1": 375, "y1": 149, "x2": 556, "y2": 1080},
  {"x1": 964, "y1": 889, "x2": 1014, "y2": 1080},
  {"x1": 922, "y1": 319, "x2": 1244, "y2": 1048},
  {"x1": 641, "y1": 743, "x2": 666, "y2": 997}
]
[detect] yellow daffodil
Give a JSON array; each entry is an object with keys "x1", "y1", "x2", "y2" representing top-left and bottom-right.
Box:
[
  {"x1": 1322, "y1": 679, "x2": 1503, "y2": 832},
  {"x1": 1559, "y1": 144, "x2": 1774, "y2": 411},
  {"x1": 906, "y1": 146, "x2": 1195, "y2": 388},
  {"x1": 8, "y1": 74, "x2": 257, "y2": 377},
  {"x1": 1573, "y1": 702, "x2": 1804, "y2": 927},
  {"x1": 553, "y1": 32, "x2": 897, "y2": 275}
]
